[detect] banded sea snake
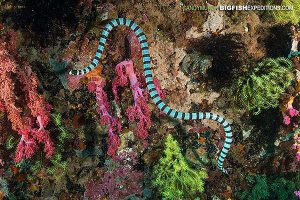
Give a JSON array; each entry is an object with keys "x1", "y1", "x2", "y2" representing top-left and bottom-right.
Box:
[{"x1": 69, "y1": 18, "x2": 233, "y2": 174}]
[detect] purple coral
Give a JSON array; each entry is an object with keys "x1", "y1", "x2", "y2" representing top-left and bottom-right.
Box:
[
  {"x1": 87, "y1": 77, "x2": 121, "y2": 157},
  {"x1": 84, "y1": 149, "x2": 144, "y2": 200},
  {"x1": 85, "y1": 167, "x2": 143, "y2": 200}
]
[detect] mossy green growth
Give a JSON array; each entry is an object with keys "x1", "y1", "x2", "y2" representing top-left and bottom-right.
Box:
[
  {"x1": 234, "y1": 57, "x2": 294, "y2": 115},
  {"x1": 5, "y1": 135, "x2": 15, "y2": 150},
  {"x1": 52, "y1": 113, "x2": 69, "y2": 144},
  {"x1": 269, "y1": 177, "x2": 296, "y2": 200},
  {"x1": 152, "y1": 135, "x2": 208, "y2": 200},
  {"x1": 270, "y1": 0, "x2": 300, "y2": 24},
  {"x1": 52, "y1": 113, "x2": 70, "y2": 144},
  {"x1": 47, "y1": 153, "x2": 67, "y2": 175},
  {"x1": 239, "y1": 175, "x2": 270, "y2": 200},
  {"x1": 47, "y1": 113, "x2": 71, "y2": 175},
  {"x1": 238, "y1": 175, "x2": 297, "y2": 200}
]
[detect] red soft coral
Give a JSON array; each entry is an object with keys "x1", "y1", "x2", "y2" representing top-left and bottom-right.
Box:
[
  {"x1": 15, "y1": 129, "x2": 38, "y2": 162},
  {"x1": 0, "y1": 32, "x2": 54, "y2": 162}
]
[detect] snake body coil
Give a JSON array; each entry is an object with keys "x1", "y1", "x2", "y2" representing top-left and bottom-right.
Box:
[{"x1": 69, "y1": 18, "x2": 233, "y2": 174}]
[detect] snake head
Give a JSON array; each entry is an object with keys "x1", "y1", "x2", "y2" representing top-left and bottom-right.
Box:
[{"x1": 69, "y1": 69, "x2": 78, "y2": 75}]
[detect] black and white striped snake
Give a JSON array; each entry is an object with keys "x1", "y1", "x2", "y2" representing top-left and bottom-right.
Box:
[{"x1": 69, "y1": 18, "x2": 233, "y2": 174}]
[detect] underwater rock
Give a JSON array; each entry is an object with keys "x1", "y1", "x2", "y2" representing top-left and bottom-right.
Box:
[
  {"x1": 202, "y1": 1, "x2": 224, "y2": 34},
  {"x1": 186, "y1": 26, "x2": 203, "y2": 39},
  {"x1": 49, "y1": 59, "x2": 69, "y2": 90},
  {"x1": 150, "y1": 38, "x2": 220, "y2": 111},
  {"x1": 142, "y1": 150, "x2": 159, "y2": 166},
  {"x1": 74, "y1": 146, "x2": 103, "y2": 158}
]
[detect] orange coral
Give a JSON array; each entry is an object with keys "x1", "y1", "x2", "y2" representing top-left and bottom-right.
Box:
[{"x1": 86, "y1": 65, "x2": 103, "y2": 79}]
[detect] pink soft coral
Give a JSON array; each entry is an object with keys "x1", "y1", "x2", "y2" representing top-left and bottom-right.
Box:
[
  {"x1": 88, "y1": 77, "x2": 121, "y2": 157},
  {"x1": 297, "y1": 153, "x2": 300, "y2": 161},
  {"x1": 283, "y1": 104, "x2": 300, "y2": 162},
  {"x1": 113, "y1": 60, "x2": 151, "y2": 139},
  {"x1": 89, "y1": 59, "x2": 165, "y2": 156},
  {"x1": 289, "y1": 108, "x2": 299, "y2": 117},
  {"x1": 293, "y1": 131, "x2": 300, "y2": 162},
  {"x1": 295, "y1": 190, "x2": 300, "y2": 198},
  {"x1": 283, "y1": 107, "x2": 299, "y2": 126},
  {"x1": 112, "y1": 60, "x2": 166, "y2": 139},
  {"x1": 153, "y1": 77, "x2": 166, "y2": 101},
  {"x1": 67, "y1": 72, "x2": 85, "y2": 92},
  {"x1": 283, "y1": 115, "x2": 291, "y2": 125}
]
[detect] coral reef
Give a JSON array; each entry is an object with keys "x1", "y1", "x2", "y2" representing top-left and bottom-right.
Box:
[
  {"x1": 0, "y1": 0, "x2": 300, "y2": 199},
  {"x1": 112, "y1": 59, "x2": 165, "y2": 140}
]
